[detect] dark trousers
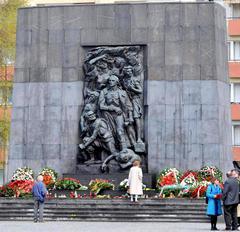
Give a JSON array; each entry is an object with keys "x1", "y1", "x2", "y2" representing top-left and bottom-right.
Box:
[
  {"x1": 224, "y1": 203, "x2": 238, "y2": 230},
  {"x1": 210, "y1": 215, "x2": 218, "y2": 229}
]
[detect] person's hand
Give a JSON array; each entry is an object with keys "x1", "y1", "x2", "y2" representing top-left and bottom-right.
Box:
[
  {"x1": 79, "y1": 144, "x2": 85, "y2": 150},
  {"x1": 214, "y1": 195, "x2": 217, "y2": 198}
]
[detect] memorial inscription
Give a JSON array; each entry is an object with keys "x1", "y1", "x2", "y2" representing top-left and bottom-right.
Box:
[{"x1": 78, "y1": 46, "x2": 146, "y2": 172}]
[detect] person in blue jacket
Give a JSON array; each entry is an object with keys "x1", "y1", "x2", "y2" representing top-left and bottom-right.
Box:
[
  {"x1": 32, "y1": 175, "x2": 48, "y2": 222},
  {"x1": 206, "y1": 177, "x2": 223, "y2": 231}
]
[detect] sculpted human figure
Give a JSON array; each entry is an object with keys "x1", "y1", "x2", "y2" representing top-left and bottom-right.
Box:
[
  {"x1": 99, "y1": 75, "x2": 133, "y2": 151},
  {"x1": 122, "y1": 66, "x2": 143, "y2": 144},
  {"x1": 79, "y1": 111, "x2": 117, "y2": 164}
]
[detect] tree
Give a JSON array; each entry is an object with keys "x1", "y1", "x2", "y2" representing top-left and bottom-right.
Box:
[{"x1": 0, "y1": 0, "x2": 28, "y2": 65}]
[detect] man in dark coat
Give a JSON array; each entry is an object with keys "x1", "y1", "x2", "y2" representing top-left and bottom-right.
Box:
[
  {"x1": 223, "y1": 169, "x2": 239, "y2": 230},
  {"x1": 32, "y1": 175, "x2": 48, "y2": 222}
]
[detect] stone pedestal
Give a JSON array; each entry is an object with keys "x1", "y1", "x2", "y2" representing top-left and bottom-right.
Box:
[{"x1": 6, "y1": 2, "x2": 232, "y2": 181}]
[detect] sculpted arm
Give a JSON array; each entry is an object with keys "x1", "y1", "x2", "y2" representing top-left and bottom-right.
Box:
[{"x1": 82, "y1": 123, "x2": 100, "y2": 148}]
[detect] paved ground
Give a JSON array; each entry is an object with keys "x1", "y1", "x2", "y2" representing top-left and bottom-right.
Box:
[{"x1": 0, "y1": 221, "x2": 228, "y2": 232}]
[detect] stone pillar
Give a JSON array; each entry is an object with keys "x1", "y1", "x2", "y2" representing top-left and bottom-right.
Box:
[{"x1": 6, "y1": 2, "x2": 232, "y2": 180}]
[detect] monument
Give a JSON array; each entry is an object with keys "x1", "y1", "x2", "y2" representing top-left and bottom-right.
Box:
[{"x1": 6, "y1": 2, "x2": 232, "y2": 181}]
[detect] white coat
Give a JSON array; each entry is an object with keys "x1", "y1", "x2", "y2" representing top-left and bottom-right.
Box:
[{"x1": 128, "y1": 166, "x2": 143, "y2": 195}]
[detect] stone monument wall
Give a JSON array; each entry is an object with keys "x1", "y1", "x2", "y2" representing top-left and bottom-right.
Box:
[{"x1": 6, "y1": 2, "x2": 232, "y2": 180}]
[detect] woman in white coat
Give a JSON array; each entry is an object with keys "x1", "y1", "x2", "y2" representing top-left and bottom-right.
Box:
[{"x1": 127, "y1": 160, "x2": 143, "y2": 202}]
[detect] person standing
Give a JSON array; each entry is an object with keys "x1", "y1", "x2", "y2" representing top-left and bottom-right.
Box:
[
  {"x1": 223, "y1": 169, "x2": 240, "y2": 231},
  {"x1": 127, "y1": 160, "x2": 143, "y2": 202},
  {"x1": 206, "y1": 177, "x2": 223, "y2": 231},
  {"x1": 32, "y1": 175, "x2": 48, "y2": 223}
]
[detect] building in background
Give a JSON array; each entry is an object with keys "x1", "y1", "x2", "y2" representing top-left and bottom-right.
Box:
[{"x1": 225, "y1": 0, "x2": 240, "y2": 161}]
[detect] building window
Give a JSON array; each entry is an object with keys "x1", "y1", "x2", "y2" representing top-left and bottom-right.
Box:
[
  {"x1": 233, "y1": 4, "x2": 240, "y2": 18},
  {"x1": 231, "y1": 83, "x2": 240, "y2": 103},
  {"x1": 229, "y1": 41, "x2": 240, "y2": 61},
  {"x1": 233, "y1": 125, "x2": 240, "y2": 146}
]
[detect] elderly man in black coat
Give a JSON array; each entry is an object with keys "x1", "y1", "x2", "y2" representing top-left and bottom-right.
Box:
[{"x1": 223, "y1": 169, "x2": 240, "y2": 231}]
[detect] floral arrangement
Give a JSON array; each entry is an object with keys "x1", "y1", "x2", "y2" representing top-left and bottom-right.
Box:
[
  {"x1": 198, "y1": 166, "x2": 223, "y2": 182},
  {"x1": 157, "y1": 168, "x2": 181, "y2": 187},
  {"x1": 7, "y1": 180, "x2": 34, "y2": 197},
  {"x1": 119, "y1": 179, "x2": 128, "y2": 191},
  {"x1": 39, "y1": 168, "x2": 58, "y2": 188},
  {"x1": 180, "y1": 170, "x2": 198, "y2": 187},
  {"x1": 55, "y1": 178, "x2": 88, "y2": 191},
  {"x1": 0, "y1": 185, "x2": 14, "y2": 197},
  {"x1": 190, "y1": 181, "x2": 210, "y2": 198},
  {"x1": 89, "y1": 179, "x2": 115, "y2": 195},
  {"x1": 11, "y1": 167, "x2": 34, "y2": 181}
]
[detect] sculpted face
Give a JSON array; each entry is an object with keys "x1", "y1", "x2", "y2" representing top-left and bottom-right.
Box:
[
  {"x1": 85, "y1": 111, "x2": 96, "y2": 121},
  {"x1": 108, "y1": 76, "x2": 119, "y2": 87}
]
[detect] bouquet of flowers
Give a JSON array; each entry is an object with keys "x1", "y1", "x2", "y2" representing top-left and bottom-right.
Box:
[
  {"x1": 198, "y1": 166, "x2": 223, "y2": 182},
  {"x1": 55, "y1": 178, "x2": 88, "y2": 191},
  {"x1": 180, "y1": 170, "x2": 198, "y2": 187},
  {"x1": 0, "y1": 185, "x2": 14, "y2": 197},
  {"x1": 11, "y1": 167, "x2": 34, "y2": 181},
  {"x1": 89, "y1": 179, "x2": 115, "y2": 195},
  {"x1": 7, "y1": 180, "x2": 34, "y2": 197},
  {"x1": 157, "y1": 168, "x2": 181, "y2": 188},
  {"x1": 119, "y1": 179, "x2": 129, "y2": 191},
  {"x1": 190, "y1": 180, "x2": 210, "y2": 198},
  {"x1": 39, "y1": 168, "x2": 58, "y2": 188}
]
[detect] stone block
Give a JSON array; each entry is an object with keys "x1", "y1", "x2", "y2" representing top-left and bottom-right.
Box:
[
  {"x1": 47, "y1": 44, "x2": 63, "y2": 67},
  {"x1": 200, "y1": 119, "x2": 220, "y2": 144},
  {"x1": 43, "y1": 120, "x2": 61, "y2": 144},
  {"x1": 61, "y1": 120, "x2": 79, "y2": 144},
  {"x1": 26, "y1": 120, "x2": 44, "y2": 144},
  {"x1": 165, "y1": 26, "x2": 183, "y2": 42},
  {"x1": 166, "y1": 104, "x2": 182, "y2": 120},
  {"x1": 183, "y1": 80, "x2": 201, "y2": 104},
  {"x1": 62, "y1": 68, "x2": 79, "y2": 82},
  {"x1": 165, "y1": 81, "x2": 183, "y2": 104},
  {"x1": 46, "y1": 68, "x2": 62, "y2": 82},
  {"x1": 45, "y1": 159, "x2": 61, "y2": 174},
  {"x1": 182, "y1": 120, "x2": 200, "y2": 144},
  {"x1": 29, "y1": 8, "x2": 39, "y2": 30},
  {"x1": 97, "y1": 28, "x2": 117, "y2": 45},
  {"x1": 182, "y1": 4, "x2": 199, "y2": 27},
  {"x1": 80, "y1": 28, "x2": 97, "y2": 45},
  {"x1": 165, "y1": 41, "x2": 183, "y2": 65},
  {"x1": 48, "y1": 7, "x2": 64, "y2": 30},
  {"x1": 183, "y1": 41, "x2": 200, "y2": 65},
  {"x1": 201, "y1": 80, "x2": 218, "y2": 104},
  {"x1": 200, "y1": 39, "x2": 215, "y2": 68},
  {"x1": 186, "y1": 144, "x2": 203, "y2": 170},
  {"x1": 14, "y1": 68, "x2": 30, "y2": 83},
  {"x1": 147, "y1": 81, "x2": 166, "y2": 105},
  {"x1": 12, "y1": 83, "x2": 28, "y2": 107},
  {"x1": 15, "y1": 45, "x2": 31, "y2": 69},
  {"x1": 148, "y1": 4, "x2": 165, "y2": 28},
  {"x1": 38, "y1": 8, "x2": 48, "y2": 30},
  {"x1": 31, "y1": 29, "x2": 48, "y2": 45},
  {"x1": 113, "y1": 27, "x2": 131, "y2": 44},
  {"x1": 63, "y1": 45, "x2": 79, "y2": 68},
  {"x1": 61, "y1": 158, "x2": 76, "y2": 174},
  {"x1": 182, "y1": 65, "x2": 201, "y2": 80},
  {"x1": 114, "y1": 4, "x2": 131, "y2": 29},
  {"x1": 131, "y1": 28, "x2": 148, "y2": 44},
  {"x1": 202, "y1": 105, "x2": 219, "y2": 120},
  {"x1": 26, "y1": 160, "x2": 45, "y2": 174},
  {"x1": 131, "y1": 4, "x2": 148, "y2": 28},
  {"x1": 49, "y1": 30, "x2": 64, "y2": 44},
  {"x1": 183, "y1": 26, "x2": 200, "y2": 42},
  {"x1": 148, "y1": 42, "x2": 165, "y2": 66},
  {"x1": 148, "y1": 26, "x2": 165, "y2": 42},
  {"x1": 202, "y1": 144, "x2": 221, "y2": 167},
  {"x1": 62, "y1": 106, "x2": 81, "y2": 121},
  {"x1": 200, "y1": 26, "x2": 215, "y2": 42},
  {"x1": 8, "y1": 145, "x2": 25, "y2": 160},
  {"x1": 200, "y1": 64, "x2": 217, "y2": 80},
  {"x1": 60, "y1": 144, "x2": 78, "y2": 160},
  {"x1": 147, "y1": 65, "x2": 165, "y2": 81},
  {"x1": 28, "y1": 83, "x2": 45, "y2": 106},
  {"x1": 6, "y1": 159, "x2": 24, "y2": 180},
  {"x1": 25, "y1": 144, "x2": 43, "y2": 160},
  {"x1": 165, "y1": 144, "x2": 184, "y2": 168},
  {"x1": 29, "y1": 67, "x2": 46, "y2": 82},
  {"x1": 198, "y1": 4, "x2": 214, "y2": 26},
  {"x1": 165, "y1": 120, "x2": 183, "y2": 144},
  {"x1": 62, "y1": 82, "x2": 83, "y2": 106},
  {"x1": 183, "y1": 105, "x2": 201, "y2": 120},
  {"x1": 218, "y1": 81, "x2": 230, "y2": 106},
  {"x1": 17, "y1": 9, "x2": 30, "y2": 31},
  {"x1": 16, "y1": 29, "x2": 32, "y2": 46},
  {"x1": 44, "y1": 106, "x2": 62, "y2": 121},
  {"x1": 44, "y1": 82, "x2": 62, "y2": 106},
  {"x1": 29, "y1": 43, "x2": 48, "y2": 68},
  {"x1": 64, "y1": 29, "x2": 81, "y2": 45},
  {"x1": 165, "y1": 65, "x2": 182, "y2": 81},
  {"x1": 165, "y1": 4, "x2": 182, "y2": 26},
  {"x1": 43, "y1": 144, "x2": 61, "y2": 159},
  {"x1": 97, "y1": 5, "x2": 115, "y2": 29},
  {"x1": 11, "y1": 107, "x2": 26, "y2": 121},
  {"x1": 28, "y1": 106, "x2": 44, "y2": 121}
]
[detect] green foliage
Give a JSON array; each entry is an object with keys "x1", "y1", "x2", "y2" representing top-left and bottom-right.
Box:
[
  {"x1": 55, "y1": 178, "x2": 87, "y2": 191},
  {"x1": 0, "y1": 0, "x2": 28, "y2": 65}
]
